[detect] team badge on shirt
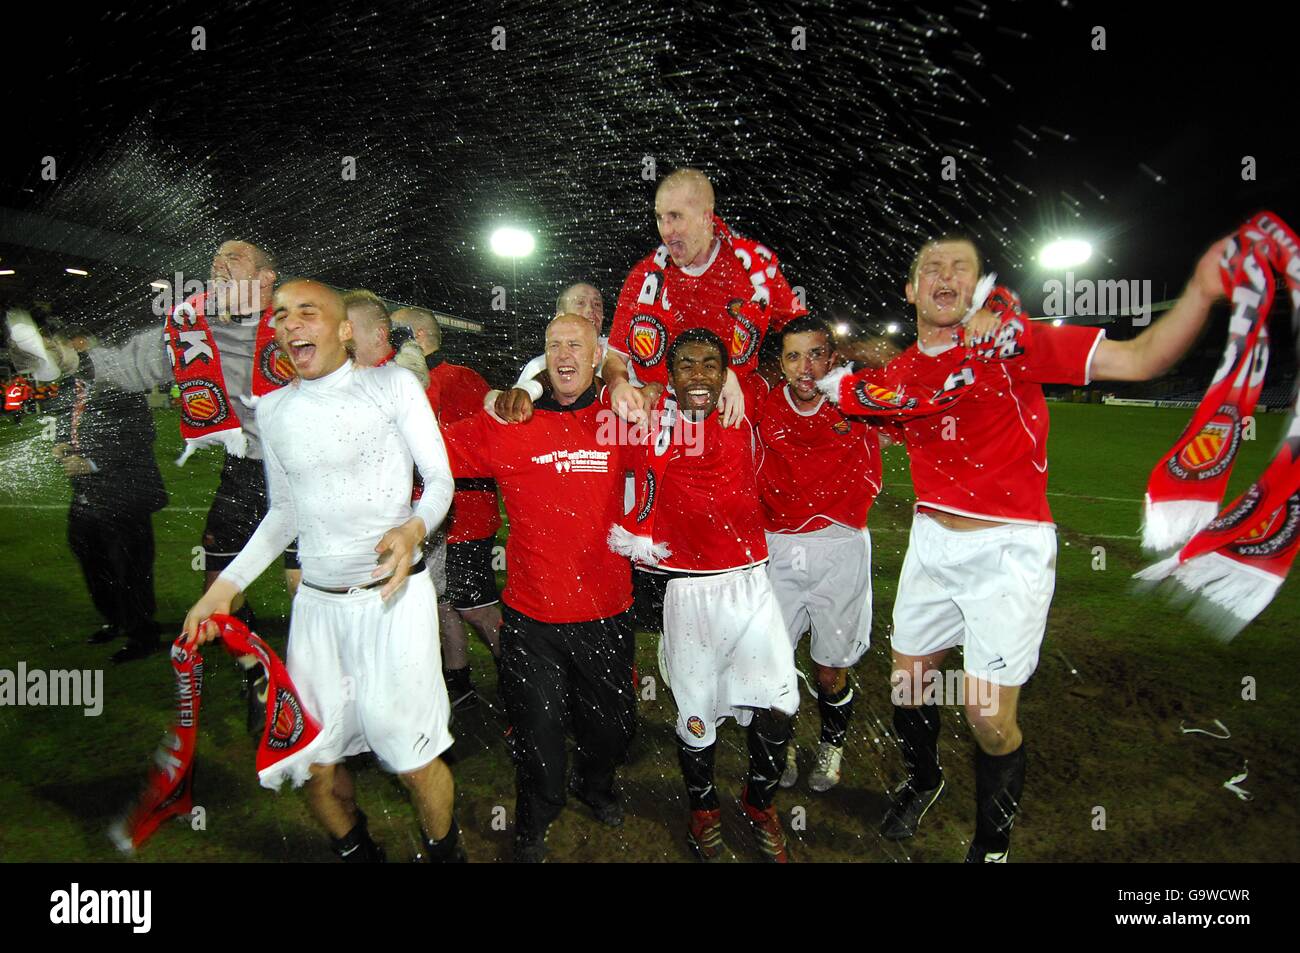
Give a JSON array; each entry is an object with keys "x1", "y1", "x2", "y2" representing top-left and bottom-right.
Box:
[
  {"x1": 686, "y1": 715, "x2": 706, "y2": 739},
  {"x1": 179, "y1": 379, "x2": 229, "y2": 426},
  {"x1": 729, "y1": 305, "x2": 759, "y2": 366},
  {"x1": 853, "y1": 380, "x2": 919, "y2": 412},
  {"x1": 629, "y1": 314, "x2": 668, "y2": 367}
]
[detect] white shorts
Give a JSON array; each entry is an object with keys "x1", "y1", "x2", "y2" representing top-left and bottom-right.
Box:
[
  {"x1": 660, "y1": 565, "x2": 799, "y2": 748},
  {"x1": 765, "y1": 524, "x2": 872, "y2": 669},
  {"x1": 265, "y1": 570, "x2": 453, "y2": 788},
  {"x1": 891, "y1": 513, "x2": 1057, "y2": 687}
]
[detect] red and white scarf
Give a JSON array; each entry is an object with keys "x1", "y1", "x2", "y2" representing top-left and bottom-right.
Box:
[
  {"x1": 165, "y1": 293, "x2": 293, "y2": 465},
  {"x1": 818, "y1": 279, "x2": 1032, "y2": 417},
  {"x1": 110, "y1": 615, "x2": 322, "y2": 851},
  {"x1": 1135, "y1": 211, "x2": 1300, "y2": 637},
  {"x1": 607, "y1": 390, "x2": 690, "y2": 566}
]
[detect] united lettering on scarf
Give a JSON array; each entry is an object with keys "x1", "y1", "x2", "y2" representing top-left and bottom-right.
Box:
[
  {"x1": 110, "y1": 614, "x2": 322, "y2": 851},
  {"x1": 164, "y1": 291, "x2": 293, "y2": 465},
  {"x1": 1135, "y1": 211, "x2": 1300, "y2": 637}
]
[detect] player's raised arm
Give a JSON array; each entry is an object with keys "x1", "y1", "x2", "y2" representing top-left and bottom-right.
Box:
[
  {"x1": 757, "y1": 243, "x2": 808, "y2": 334},
  {"x1": 77, "y1": 322, "x2": 172, "y2": 392},
  {"x1": 1088, "y1": 238, "x2": 1229, "y2": 382}
]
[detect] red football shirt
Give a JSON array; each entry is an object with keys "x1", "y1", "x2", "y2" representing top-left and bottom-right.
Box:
[
  {"x1": 631, "y1": 404, "x2": 770, "y2": 573},
  {"x1": 441, "y1": 387, "x2": 632, "y2": 623},
  {"x1": 426, "y1": 358, "x2": 503, "y2": 544},
  {"x1": 888, "y1": 325, "x2": 1104, "y2": 524},
  {"x1": 756, "y1": 383, "x2": 883, "y2": 533},
  {"x1": 608, "y1": 217, "x2": 806, "y2": 388}
]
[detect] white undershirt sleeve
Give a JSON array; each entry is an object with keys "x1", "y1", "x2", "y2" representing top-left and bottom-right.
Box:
[
  {"x1": 514, "y1": 353, "x2": 547, "y2": 401},
  {"x1": 218, "y1": 435, "x2": 299, "y2": 592},
  {"x1": 394, "y1": 371, "x2": 454, "y2": 536}
]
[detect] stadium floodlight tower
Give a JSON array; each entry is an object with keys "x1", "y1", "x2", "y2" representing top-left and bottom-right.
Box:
[
  {"x1": 1038, "y1": 238, "x2": 1092, "y2": 270},
  {"x1": 490, "y1": 226, "x2": 535, "y2": 352}
]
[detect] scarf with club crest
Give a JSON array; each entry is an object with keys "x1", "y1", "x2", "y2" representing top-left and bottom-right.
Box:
[
  {"x1": 1135, "y1": 211, "x2": 1300, "y2": 638},
  {"x1": 165, "y1": 292, "x2": 293, "y2": 465},
  {"x1": 110, "y1": 615, "x2": 322, "y2": 852}
]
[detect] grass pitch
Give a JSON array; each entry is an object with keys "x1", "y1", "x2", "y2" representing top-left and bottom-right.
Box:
[{"x1": 1, "y1": 401, "x2": 1296, "y2": 862}]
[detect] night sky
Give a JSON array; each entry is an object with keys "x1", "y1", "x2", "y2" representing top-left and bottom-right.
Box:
[{"x1": 2, "y1": 0, "x2": 1296, "y2": 383}]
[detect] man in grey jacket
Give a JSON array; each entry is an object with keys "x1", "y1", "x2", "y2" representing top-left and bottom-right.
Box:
[{"x1": 73, "y1": 240, "x2": 298, "y2": 719}]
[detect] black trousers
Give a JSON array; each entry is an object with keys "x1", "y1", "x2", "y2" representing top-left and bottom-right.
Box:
[
  {"x1": 499, "y1": 605, "x2": 638, "y2": 832},
  {"x1": 632, "y1": 569, "x2": 669, "y2": 634},
  {"x1": 67, "y1": 502, "x2": 158, "y2": 643}
]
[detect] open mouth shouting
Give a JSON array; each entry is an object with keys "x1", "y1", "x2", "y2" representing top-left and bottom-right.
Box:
[
  {"x1": 932, "y1": 283, "x2": 963, "y2": 313},
  {"x1": 554, "y1": 360, "x2": 579, "y2": 386},
  {"x1": 287, "y1": 338, "x2": 317, "y2": 368},
  {"x1": 793, "y1": 373, "x2": 818, "y2": 400},
  {"x1": 681, "y1": 385, "x2": 715, "y2": 412}
]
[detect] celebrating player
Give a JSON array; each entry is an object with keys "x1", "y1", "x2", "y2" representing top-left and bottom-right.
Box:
[
  {"x1": 70, "y1": 240, "x2": 299, "y2": 732},
  {"x1": 873, "y1": 232, "x2": 1229, "y2": 862},
  {"x1": 343, "y1": 289, "x2": 428, "y2": 385},
  {"x1": 615, "y1": 328, "x2": 798, "y2": 863},
  {"x1": 183, "y1": 279, "x2": 463, "y2": 864},
  {"x1": 393, "y1": 305, "x2": 504, "y2": 709},
  {"x1": 442, "y1": 314, "x2": 637, "y2": 862},
  {"x1": 756, "y1": 315, "x2": 890, "y2": 792},
  {"x1": 602, "y1": 168, "x2": 807, "y2": 426}
]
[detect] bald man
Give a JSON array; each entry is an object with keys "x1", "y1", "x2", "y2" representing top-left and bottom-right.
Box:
[
  {"x1": 184, "y1": 279, "x2": 464, "y2": 863},
  {"x1": 392, "y1": 305, "x2": 504, "y2": 710},
  {"x1": 442, "y1": 313, "x2": 637, "y2": 862},
  {"x1": 488, "y1": 281, "x2": 610, "y2": 421},
  {"x1": 603, "y1": 168, "x2": 807, "y2": 427},
  {"x1": 506, "y1": 282, "x2": 607, "y2": 399}
]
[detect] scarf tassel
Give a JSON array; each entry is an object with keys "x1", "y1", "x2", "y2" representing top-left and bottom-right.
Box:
[
  {"x1": 1140, "y1": 496, "x2": 1222, "y2": 552},
  {"x1": 1134, "y1": 551, "x2": 1283, "y2": 641},
  {"x1": 607, "y1": 523, "x2": 671, "y2": 566}
]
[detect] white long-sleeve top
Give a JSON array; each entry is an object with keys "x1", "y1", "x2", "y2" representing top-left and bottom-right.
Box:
[{"x1": 219, "y1": 360, "x2": 453, "y2": 591}]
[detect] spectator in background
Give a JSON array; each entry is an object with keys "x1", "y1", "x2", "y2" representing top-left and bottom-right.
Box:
[{"x1": 53, "y1": 333, "x2": 168, "y2": 662}]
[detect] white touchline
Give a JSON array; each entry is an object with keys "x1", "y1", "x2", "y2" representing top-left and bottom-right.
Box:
[{"x1": 1046, "y1": 491, "x2": 1143, "y2": 503}]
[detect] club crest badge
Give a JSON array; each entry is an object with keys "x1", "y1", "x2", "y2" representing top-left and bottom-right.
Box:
[{"x1": 180, "y1": 380, "x2": 228, "y2": 427}]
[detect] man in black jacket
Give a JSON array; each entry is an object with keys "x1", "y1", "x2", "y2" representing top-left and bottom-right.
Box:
[{"x1": 53, "y1": 369, "x2": 168, "y2": 663}]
